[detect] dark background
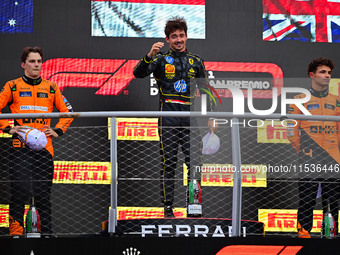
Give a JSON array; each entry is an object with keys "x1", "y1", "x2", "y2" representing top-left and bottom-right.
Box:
[{"x1": 0, "y1": 0, "x2": 337, "y2": 235}]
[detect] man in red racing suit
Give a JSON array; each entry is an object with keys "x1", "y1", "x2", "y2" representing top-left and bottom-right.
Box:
[
  {"x1": 287, "y1": 57, "x2": 340, "y2": 238},
  {"x1": 0, "y1": 46, "x2": 73, "y2": 236}
]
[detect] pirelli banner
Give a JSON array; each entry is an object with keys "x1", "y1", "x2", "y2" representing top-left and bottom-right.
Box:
[
  {"x1": 258, "y1": 209, "x2": 340, "y2": 233},
  {"x1": 0, "y1": 205, "x2": 8, "y2": 228},
  {"x1": 257, "y1": 121, "x2": 289, "y2": 144},
  {"x1": 108, "y1": 118, "x2": 159, "y2": 141},
  {"x1": 118, "y1": 206, "x2": 187, "y2": 219},
  {"x1": 184, "y1": 164, "x2": 267, "y2": 187},
  {"x1": 0, "y1": 205, "x2": 29, "y2": 228},
  {"x1": 53, "y1": 161, "x2": 111, "y2": 184}
]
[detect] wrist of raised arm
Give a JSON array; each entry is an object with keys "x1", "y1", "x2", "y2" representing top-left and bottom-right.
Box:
[{"x1": 144, "y1": 54, "x2": 152, "y2": 63}]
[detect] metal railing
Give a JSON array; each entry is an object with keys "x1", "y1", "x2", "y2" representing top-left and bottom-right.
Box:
[{"x1": 1, "y1": 111, "x2": 339, "y2": 237}]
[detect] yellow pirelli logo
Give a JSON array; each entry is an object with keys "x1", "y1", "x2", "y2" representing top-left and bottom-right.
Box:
[
  {"x1": 184, "y1": 164, "x2": 267, "y2": 187},
  {"x1": 53, "y1": 161, "x2": 111, "y2": 184},
  {"x1": 258, "y1": 209, "x2": 340, "y2": 233},
  {"x1": 257, "y1": 121, "x2": 290, "y2": 144},
  {"x1": 108, "y1": 118, "x2": 159, "y2": 141},
  {"x1": 0, "y1": 205, "x2": 29, "y2": 228},
  {"x1": 117, "y1": 206, "x2": 186, "y2": 220},
  {"x1": 0, "y1": 205, "x2": 9, "y2": 227}
]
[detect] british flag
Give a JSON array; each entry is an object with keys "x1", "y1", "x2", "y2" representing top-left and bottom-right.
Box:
[{"x1": 263, "y1": 0, "x2": 340, "y2": 43}]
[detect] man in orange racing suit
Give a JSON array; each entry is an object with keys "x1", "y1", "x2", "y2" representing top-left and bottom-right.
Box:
[
  {"x1": 287, "y1": 57, "x2": 340, "y2": 238},
  {"x1": 0, "y1": 46, "x2": 73, "y2": 236}
]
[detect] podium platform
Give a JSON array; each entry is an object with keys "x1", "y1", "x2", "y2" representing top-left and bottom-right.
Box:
[
  {"x1": 1, "y1": 217, "x2": 339, "y2": 254},
  {"x1": 1, "y1": 235, "x2": 340, "y2": 255},
  {"x1": 116, "y1": 217, "x2": 264, "y2": 237}
]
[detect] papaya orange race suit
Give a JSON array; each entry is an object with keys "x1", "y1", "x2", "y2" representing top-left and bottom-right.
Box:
[
  {"x1": 287, "y1": 87, "x2": 340, "y2": 234},
  {"x1": 0, "y1": 75, "x2": 73, "y2": 235}
]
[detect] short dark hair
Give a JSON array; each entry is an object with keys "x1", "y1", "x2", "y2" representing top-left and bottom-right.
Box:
[
  {"x1": 164, "y1": 17, "x2": 187, "y2": 38},
  {"x1": 21, "y1": 46, "x2": 43, "y2": 63},
  {"x1": 308, "y1": 57, "x2": 334, "y2": 75}
]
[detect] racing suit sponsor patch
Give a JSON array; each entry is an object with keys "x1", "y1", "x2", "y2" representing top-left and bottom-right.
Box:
[
  {"x1": 286, "y1": 122, "x2": 294, "y2": 136},
  {"x1": 62, "y1": 95, "x2": 73, "y2": 112},
  {"x1": 165, "y1": 56, "x2": 174, "y2": 64},
  {"x1": 19, "y1": 91, "x2": 32, "y2": 97},
  {"x1": 174, "y1": 79, "x2": 187, "y2": 93},
  {"x1": 165, "y1": 64, "x2": 175, "y2": 74},
  {"x1": 189, "y1": 58, "x2": 194, "y2": 65},
  {"x1": 288, "y1": 107, "x2": 294, "y2": 113},
  {"x1": 20, "y1": 105, "x2": 48, "y2": 111},
  {"x1": 307, "y1": 104, "x2": 320, "y2": 110},
  {"x1": 37, "y1": 92, "x2": 48, "y2": 98},
  {"x1": 324, "y1": 104, "x2": 335, "y2": 110},
  {"x1": 165, "y1": 64, "x2": 175, "y2": 79},
  {"x1": 188, "y1": 68, "x2": 196, "y2": 78},
  {"x1": 165, "y1": 99, "x2": 191, "y2": 105}
]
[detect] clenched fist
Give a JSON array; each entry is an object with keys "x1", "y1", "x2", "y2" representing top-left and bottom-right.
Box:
[{"x1": 147, "y1": 42, "x2": 164, "y2": 58}]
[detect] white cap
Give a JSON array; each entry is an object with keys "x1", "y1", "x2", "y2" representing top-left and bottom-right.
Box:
[
  {"x1": 202, "y1": 131, "x2": 220, "y2": 155},
  {"x1": 18, "y1": 128, "x2": 47, "y2": 151}
]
